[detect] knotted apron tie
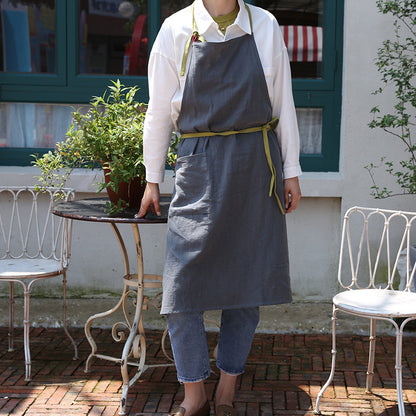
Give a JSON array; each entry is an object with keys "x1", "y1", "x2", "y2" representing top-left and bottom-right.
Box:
[{"x1": 180, "y1": 116, "x2": 285, "y2": 215}]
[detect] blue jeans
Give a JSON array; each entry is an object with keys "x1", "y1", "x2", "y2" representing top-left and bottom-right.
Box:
[{"x1": 167, "y1": 307, "x2": 260, "y2": 383}]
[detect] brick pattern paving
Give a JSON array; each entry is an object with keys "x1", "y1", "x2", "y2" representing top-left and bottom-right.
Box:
[{"x1": 0, "y1": 327, "x2": 415, "y2": 415}]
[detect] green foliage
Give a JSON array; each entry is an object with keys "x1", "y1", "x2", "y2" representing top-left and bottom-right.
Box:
[
  {"x1": 366, "y1": 0, "x2": 416, "y2": 198},
  {"x1": 33, "y1": 79, "x2": 180, "y2": 212},
  {"x1": 33, "y1": 80, "x2": 146, "y2": 203}
]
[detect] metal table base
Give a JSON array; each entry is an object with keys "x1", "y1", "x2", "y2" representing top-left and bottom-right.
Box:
[
  {"x1": 84, "y1": 223, "x2": 174, "y2": 415},
  {"x1": 52, "y1": 197, "x2": 172, "y2": 415}
]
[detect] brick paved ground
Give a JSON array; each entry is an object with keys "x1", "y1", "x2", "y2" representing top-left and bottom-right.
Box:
[{"x1": 0, "y1": 327, "x2": 416, "y2": 415}]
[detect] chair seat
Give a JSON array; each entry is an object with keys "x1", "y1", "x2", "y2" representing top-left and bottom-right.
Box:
[
  {"x1": 0, "y1": 258, "x2": 64, "y2": 278},
  {"x1": 334, "y1": 288, "x2": 416, "y2": 318}
]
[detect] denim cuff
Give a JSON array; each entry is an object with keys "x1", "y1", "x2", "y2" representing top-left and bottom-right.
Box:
[
  {"x1": 177, "y1": 368, "x2": 211, "y2": 383},
  {"x1": 216, "y1": 362, "x2": 245, "y2": 377}
]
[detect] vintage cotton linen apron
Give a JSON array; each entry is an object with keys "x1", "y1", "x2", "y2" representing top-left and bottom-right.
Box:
[{"x1": 161, "y1": 4, "x2": 291, "y2": 314}]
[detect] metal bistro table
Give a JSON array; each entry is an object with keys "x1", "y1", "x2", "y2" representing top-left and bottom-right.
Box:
[{"x1": 52, "y1": 196, "x2": 173, "y2": 415}]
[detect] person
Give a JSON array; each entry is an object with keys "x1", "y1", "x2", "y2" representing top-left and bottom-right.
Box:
[{"x1": 137, "y1": 0, "x2": 302, "y2": 415}]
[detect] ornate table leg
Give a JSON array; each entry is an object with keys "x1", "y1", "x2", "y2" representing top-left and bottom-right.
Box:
[
  {"x1": 119, "y1": 224, "x2": 176, "y2": 415},
  {"x1": 84, "y1": 222, "x2": 174, "y2": 416},
  {"x1": 119, "y1": 223, "x2": 146, "y2": 415},
  {"x1": 84, "y1": 223, "x2": 132, "y2": 374}
]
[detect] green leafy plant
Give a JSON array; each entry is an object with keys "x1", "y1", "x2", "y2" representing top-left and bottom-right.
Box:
[
  {"x1": 33, "y1": 80, "x2": 147, "y2": 212},
  {"x1": 34, "y1": 80, "x2": 179, "y2": 213},
  {"x1": 365, "y1": 0, "x2": 416, "y2": 198}
]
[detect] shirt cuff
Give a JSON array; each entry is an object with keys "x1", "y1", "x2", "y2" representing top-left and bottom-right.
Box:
[
  {"x1": 283, "y1": 165, "x2": 302, "y2": 180},
  {"x1": 146, "y1": 170, "x2": 165, "y2": 184}
]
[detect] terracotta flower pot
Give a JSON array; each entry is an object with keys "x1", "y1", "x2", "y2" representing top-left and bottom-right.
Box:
[{"x1": 104, "y1": 169, "x2": 146, "y2": 210}]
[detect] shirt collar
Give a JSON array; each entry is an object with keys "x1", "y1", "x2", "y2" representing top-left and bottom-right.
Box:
[{"x1": 193, "y1": 0, "x2": 252, "y2": 36}]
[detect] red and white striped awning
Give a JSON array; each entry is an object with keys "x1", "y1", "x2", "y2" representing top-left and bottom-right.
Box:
[{"x1": 281, "y1": 25, "x2": 323, "y2": 62}]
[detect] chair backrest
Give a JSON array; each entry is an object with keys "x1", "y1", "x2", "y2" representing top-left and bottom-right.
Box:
[
  {"x1": 339, "y1": 206, "x2": 416, "y2": 292},
  {"x1": 0, "y1": 187, "x2": 74, "y2": 266}
]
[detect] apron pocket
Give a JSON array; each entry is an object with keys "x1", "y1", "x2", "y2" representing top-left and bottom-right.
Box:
[{"x1": 170, "y1": 152, "x2": 211, "y2": 216}]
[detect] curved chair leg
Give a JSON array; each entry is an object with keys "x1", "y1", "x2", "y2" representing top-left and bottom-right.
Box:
[
  {"x1": 61, "y1": 271, "x2": 79, "y2": 360},
  {"x1": 395, "y1": 324, "x2": 405, "y2": 416},
  {"x1": 23, "y1": 287, "x2": 31, "y2": 381},
  {"x1": 315, "y1": 306, "x2": 338, "y2": 415},
  {"x1": 366, "y1": 318, "x2": 376, "y2": 393},
  {"x1": 8, "y1": 282, "x2": 14, "y2": 352}
]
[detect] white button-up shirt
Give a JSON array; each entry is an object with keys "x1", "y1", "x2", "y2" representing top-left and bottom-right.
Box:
[{"x1": 143, "y1": 0, "x2": 302, "y2": 183}]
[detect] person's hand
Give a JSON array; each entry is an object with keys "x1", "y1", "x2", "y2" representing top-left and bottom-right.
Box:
[
  {"x1": 284, "y1": 177, "x2": 301, "y2": 214},
  {"x1": 135, "y1": 182, "x2": 161, "y2": 218}
]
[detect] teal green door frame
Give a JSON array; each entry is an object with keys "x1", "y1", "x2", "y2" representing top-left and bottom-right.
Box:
[{"x1": 0, "y1": 0, "x2": 343, "y2": 172}]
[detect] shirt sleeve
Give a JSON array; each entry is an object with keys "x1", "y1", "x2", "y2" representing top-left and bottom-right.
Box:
[
  {"x1": 270, "y1": 20, "x2": 302, "y2": 179},
  {"x1": 143, "y1": 22, "x2": 179, "y2": 183}
]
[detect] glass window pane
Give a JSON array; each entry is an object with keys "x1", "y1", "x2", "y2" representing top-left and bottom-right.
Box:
[
  {"x1": 161, "y1": 1, "x2": 193, "y2": 22},
  {"x1": 296, "y1": 108, "x2": 322, "y2": 154},
  {"x1": 255, "y1": 0, "x2": 324, "y2": 79},
  {"x1": 0, "y1": 102, "x2": 88, "y2": 148},
  {"x1": 0, "y1": 0, "x2": 56, "y2": 74},
  {"x1": 79, "y1": 0, "x2": 148, "y2": 76}
]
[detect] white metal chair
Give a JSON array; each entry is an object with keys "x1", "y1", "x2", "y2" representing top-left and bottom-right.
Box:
[
  {"x1": 0, "y1": 186, "x2": 78, "y2": 380},
  {"x1": 315, "y1": 206, "x2": 416, "y2": 416}
]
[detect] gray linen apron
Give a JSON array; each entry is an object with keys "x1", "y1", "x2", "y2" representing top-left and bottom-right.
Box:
[{"x1": 161, "y1": 6, "x2": 291, "y2": 314}]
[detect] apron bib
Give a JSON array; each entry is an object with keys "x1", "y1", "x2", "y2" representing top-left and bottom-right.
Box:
[{"x1": 161, "y1": 4, "x2": 291, "y2": 314}]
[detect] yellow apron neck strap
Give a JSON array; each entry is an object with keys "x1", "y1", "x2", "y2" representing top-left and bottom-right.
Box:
[
  {"x1": 180, "y1": 116, "x2": 285, "y2": 215},
  {"x1": 180, "y1": 2, "x2": 253, "y2": 76},
  {"x1": 181, "y1": 3, "x2": 205, "y2": 76},
  {"x1": 245, "y1": 3, "x2": 253, "y2": 34}
]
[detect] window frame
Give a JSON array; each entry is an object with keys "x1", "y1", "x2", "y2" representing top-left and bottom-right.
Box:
[
  {"x1": 0, "y1": 1, "x2": 67, "y2": 87},
  {"x1": 0, "y1": 0, "x2": 343, "y2": 172}
]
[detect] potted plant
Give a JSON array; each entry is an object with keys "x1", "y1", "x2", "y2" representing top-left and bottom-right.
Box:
[{"x1": 34, "y1": 80, "x2": 178, "y2": 214}]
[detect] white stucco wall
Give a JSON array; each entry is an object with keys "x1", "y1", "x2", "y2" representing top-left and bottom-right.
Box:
[
  {"x1": 0, "y1": 1, "x2": 414, "y2": 302},
  {"x1": 341, "y1": 0, "x2": 406, "y2": 215}
]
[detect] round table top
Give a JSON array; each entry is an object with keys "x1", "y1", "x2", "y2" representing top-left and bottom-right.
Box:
[{"x1": 52, "y1": 196, "x2": 170, "y2": 224}]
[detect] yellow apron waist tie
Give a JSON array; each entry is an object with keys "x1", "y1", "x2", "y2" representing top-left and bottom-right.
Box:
[{"x1": 180, "y1": 116, "x2": 285, "y2": 215}]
